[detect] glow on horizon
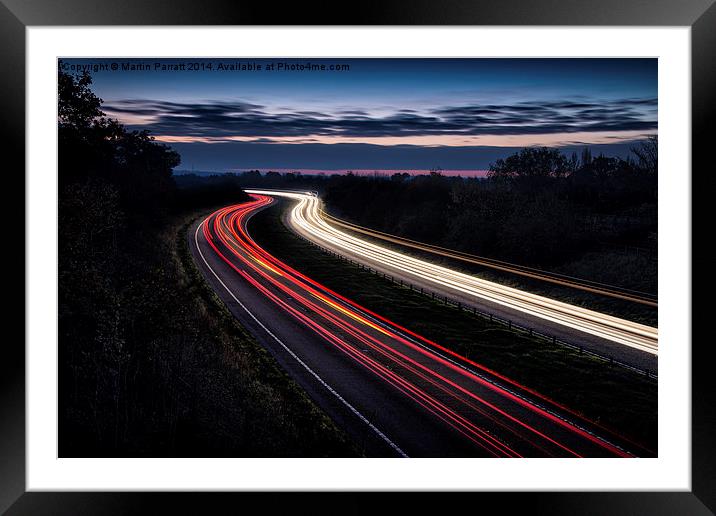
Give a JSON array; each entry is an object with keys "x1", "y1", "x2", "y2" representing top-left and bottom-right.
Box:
[{"x1": 152, "y1": 130, "x2": 655, "y2": 148}]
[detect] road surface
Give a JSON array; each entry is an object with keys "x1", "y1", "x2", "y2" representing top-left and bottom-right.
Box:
[
  {"x1": 189, "y1": 195, "x2": 651, "y2": 457},
  {"x1": 247, "y1": 189, "x2": 658, "y2": 373},
  {"x1": 321, "y1": 209, "x2": 657, "y2": 307}
]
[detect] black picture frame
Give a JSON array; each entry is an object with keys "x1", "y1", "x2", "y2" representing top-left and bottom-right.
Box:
[{"x1": 3, "y1": 1, "x2": 713, "y2": 514}]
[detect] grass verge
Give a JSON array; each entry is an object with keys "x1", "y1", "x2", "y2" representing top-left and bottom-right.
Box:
[
  {"x1": 249, "y1": 200, "x2": 658, "y2": 452},
  {"x1": 60, "y1": 206, "x2": 357, "y2": 457},
  {"x1": 171, "y1": 210, "x2": 358, "y2": 456},
  {"x1": 70, "y1": 208, "x2": 361, "y2": 457}
]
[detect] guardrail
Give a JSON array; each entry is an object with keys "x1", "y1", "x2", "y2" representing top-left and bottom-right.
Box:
[
  {"x1": 321, "y1": 209, "x2": 658, "y2": 307},
  {"x1": 297, "y1": 234, "x2": 657, "y2": 380}
]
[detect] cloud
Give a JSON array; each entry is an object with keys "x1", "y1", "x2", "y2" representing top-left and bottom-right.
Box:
[{"x1": 104, "y1": 97, "x2": 657, "y2": 141}]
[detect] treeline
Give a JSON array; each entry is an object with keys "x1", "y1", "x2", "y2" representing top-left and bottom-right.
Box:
[
  {"x1": 171, "y1": 146, "x2": 657, "y2": 293},
  {"x1": 210, "y1": 144, "x2": 657, "y2": 270},
  {"x1": 58, "y1": 70, "x2": 351, "y2": 456},
  {"x1": 322, "y1": 145, "x2": 657, "y2": 267},
  {"x1": 174, "y1": 169, "x2": 322, "y2": 194},
  {"x1": 174, "y1": 172, "x2": 252, "y2": 209}
]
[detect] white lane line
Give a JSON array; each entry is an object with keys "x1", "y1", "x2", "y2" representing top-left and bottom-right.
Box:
[{"x1": 193, "y1": 217, "x2": 408, "y2": 458}]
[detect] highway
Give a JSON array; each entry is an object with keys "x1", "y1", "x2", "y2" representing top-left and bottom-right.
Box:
[
  {"x1": 247, "y1": 189, "x2": 658, "y2": 372},
  {"x1": 321, "y1": 210, "x2": 658, "y2": 307},
  {"x1": 190, "y1": 194, "x2": 650, "y2": 457}
]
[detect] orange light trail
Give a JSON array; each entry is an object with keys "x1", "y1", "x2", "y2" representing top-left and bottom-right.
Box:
[{"x1": 196, "y1": 195, "x2": 641, "y2": 457}]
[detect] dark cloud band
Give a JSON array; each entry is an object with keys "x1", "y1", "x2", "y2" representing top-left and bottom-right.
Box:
[{"x1": 104, "y1": 97, "x2": 657, "y2": 139}]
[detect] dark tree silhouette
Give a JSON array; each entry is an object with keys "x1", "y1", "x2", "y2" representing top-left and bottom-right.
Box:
[
  {"x1": 59, "y1": 68, "x2": 253, "y2": 456},
  {"x1": 488, "y1": 147, "x2": 573, "y2": 180},
  {"x1": 631, "y1": 136, "x2": 658, "y2": 177},
  {"x1": 312, "y1": 142, "x2": 657, "y2": 273}
]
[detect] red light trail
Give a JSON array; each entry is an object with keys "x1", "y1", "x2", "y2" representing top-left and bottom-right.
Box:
[{"x1": 195, "y1": 195, "x2": 644, "y2": 457}]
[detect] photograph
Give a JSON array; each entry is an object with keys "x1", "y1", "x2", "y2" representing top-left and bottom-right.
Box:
[
  {"x1": 57, "y1": 57, "x2": 659, "y2": 459},
  {"x1": 3, "y1": 0, "x2": 712, "y2": 509}
]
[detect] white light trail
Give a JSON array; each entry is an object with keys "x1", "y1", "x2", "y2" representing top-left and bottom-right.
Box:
[{"x1": 246, "y1": 189, "x2": 658, "y2": 355}]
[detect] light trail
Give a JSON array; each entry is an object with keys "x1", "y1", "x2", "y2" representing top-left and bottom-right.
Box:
[
  {"x1": 194, "y1": 195, "x2": 643, "y2": 457},
  {"x1": 246, "y1": 190, "x2": 658, "y2": 355},
  {"x1": 193, "y1": 213, "x2": 408, "y2": 458},
  {"x1": 321, "y1": 210, "x2": 658, "y2": 307}
]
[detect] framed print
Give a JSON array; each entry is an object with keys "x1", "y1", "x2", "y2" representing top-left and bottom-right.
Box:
[{"x1": 3, "y1": 0, "x2": 714, "y2": 513}]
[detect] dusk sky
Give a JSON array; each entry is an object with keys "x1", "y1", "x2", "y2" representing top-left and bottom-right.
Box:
[{"x1": 60, "y1": 58, "x2": 657, "y2": 172}]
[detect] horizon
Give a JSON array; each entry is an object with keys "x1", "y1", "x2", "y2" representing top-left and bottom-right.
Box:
[{"x1": 173, "y1": 168, "x2": 492, "y2": 178}]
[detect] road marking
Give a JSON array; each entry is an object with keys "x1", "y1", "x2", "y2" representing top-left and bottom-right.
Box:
[{"x1": 193, "y1": 217, "x2": 408, "y2": 458}]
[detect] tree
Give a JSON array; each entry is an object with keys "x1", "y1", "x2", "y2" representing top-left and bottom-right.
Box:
[
  {"x1": 488, "y1": 147, "x2": 571, "y2": 181},
  {"x1": 59, "y1": 66, "x2": 182, "y2": 452},
  {"x1": 58, "y1": 68, "x2": 105, "y2": 129},
  {"x1": 631, "y1": 136, "x2": 657, "y2": 177},
  {"x1": 58, "y1": 67, "x2": 180, "y2": 221},
  {"x1": 581, "y1": 147, "x2": 593, "y2": 168}
]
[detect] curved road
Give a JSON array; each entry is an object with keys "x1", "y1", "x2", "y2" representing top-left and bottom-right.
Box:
[
  {"x1": 189, "y1": 195, "x2": 651, "y2": 457},
  {"x1": 321, "y1": 209, "x2": 657, "y2": 307},
  {"x1": 247, "y1": 189, "x2": 658, "y2": 373}
]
